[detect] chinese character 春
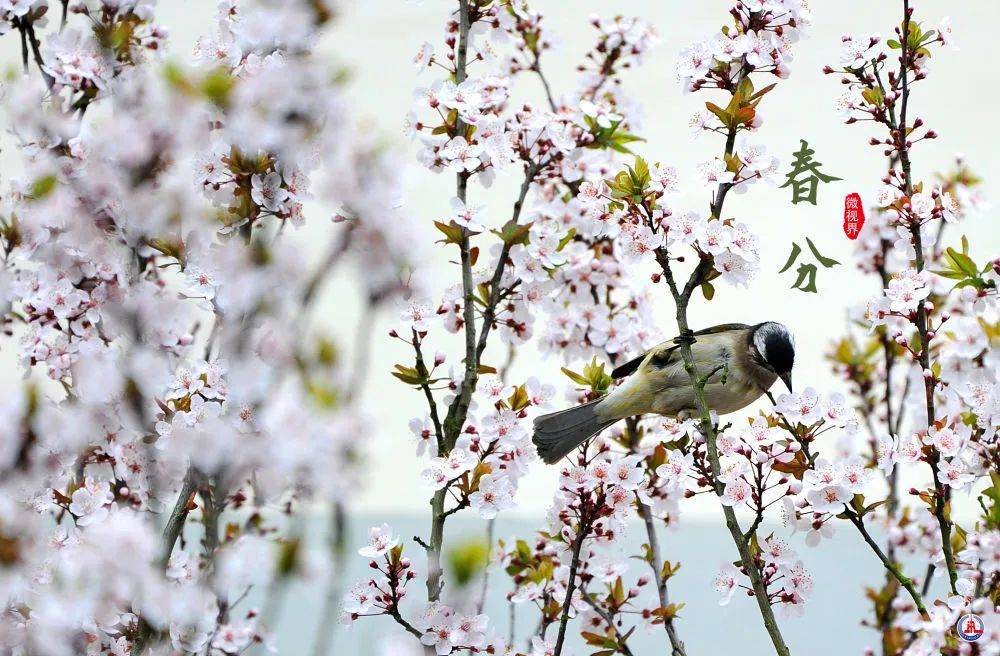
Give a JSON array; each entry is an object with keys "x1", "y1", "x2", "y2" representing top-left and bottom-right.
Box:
[
  {"x1": 778, "y1": 238, "x2": 841, "y2": 293},
  {"x1": 781, "y1": 139, "x2": 842, "y2": 205}
]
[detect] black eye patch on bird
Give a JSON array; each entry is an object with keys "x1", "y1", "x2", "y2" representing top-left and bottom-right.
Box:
[{"x1": 762, "y1": 331, "x2": 794, "y2": 373}]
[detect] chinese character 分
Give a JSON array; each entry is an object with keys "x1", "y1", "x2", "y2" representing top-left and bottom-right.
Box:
[
  {"x1": 780, "y1": 139, "x2": 842, "y2": 205},
  {"x1": 778, "y1": 238, "x2": 841, "y2": 293}
]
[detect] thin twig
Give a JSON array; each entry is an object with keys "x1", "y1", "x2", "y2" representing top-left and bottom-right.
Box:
[
  {"x1": 389, "y1": 608, "x2": 424, "y2": 640},
  {"x1": 161, "y1": 467, "x2": 199, "y2": 560},
  {"x1": 22, "y1": 20, "x2": 55, "y2": 90},
  {"x1": 532, "y1": 55, "x2": 557, "y2": 112},
  {"x1": 626, "y1": 419, "x2": 686, "y2": 656},
  {"x1": 552, "y1": 527, "x2": 587, "y2": 656},
  {"x1": 847, "y1": 511, "x2": 928, "y2": 618}
]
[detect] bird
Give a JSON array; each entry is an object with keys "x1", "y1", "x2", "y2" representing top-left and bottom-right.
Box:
[{"x1": 532, "y1": 321, "x2": 795, "y2": 465}]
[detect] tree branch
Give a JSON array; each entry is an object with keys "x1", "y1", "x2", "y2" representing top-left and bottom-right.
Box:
[
  {"x1": 552, "y1": 525, "x2": 587, "y2": 656},
  {"x1": 896, "y1": 0, "x2": 958, "y2": 595},
  {"x1": 654, "y1": 64, "x2": 791, "y2": 656},
  {"x1": 626, "y1": 419, "x2": 686, "y2": 656},
  {"x1": 847, "y1": 511, "x2": 928, "y2": 618},
  {"x1": 426, "y1": 0, "x2": 472, "y2": 608}
]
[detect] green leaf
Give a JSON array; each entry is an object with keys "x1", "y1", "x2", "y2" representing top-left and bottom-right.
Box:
[
  {"x1": 749, "y1": 82, "x2": 777, "y2": 102},
  {"x1": 434, "y1": 220, "x2": 465, "y2": 244},
  {"x1": 29, "y1": 175, "x2": 57, "y2": 199},
  {"x1": 701, "y1": 281, "x2": 715, "y2": 300},
  {"x1": 581, "y1": 357, "x2": 614, "y2": 394},
  {"x1": 557, "y1": 228, "x2": 577, "y2": 251},
  {"x1": 724, "y1": 90, "x2": 744, "y2": 115},
  {"x1": 560, "y1": 367, "x2": 590, "y2": 386},
  {"x1": 200, "y1": 69, "x2": 235, "y2": 108},
  {"x1": 864, "y1": 499, "x2": 889, "y2": 515},
  {"x1": 447, "y1": 539, "x2": 490, "y2": 587},
  {"x1": 508, "y1": 384, "x2": 530, "y2": 411},
  {"x1": 493, "y1": 219, "x2": 532, "y2": 247},
  {"x1": 705, "y1": 101, "x2": 731, "y2": 127},
  {"x1": 861, "y1": 87, "x2": 884, "y2": 106},
  {"x1": 945, "y1": 247, "x2": 978, "y2": 277},
  {"x1": 931, "y1": 268, "x2": 970, "y2": 281},
  {"x1": 276, "y1": 537, "x2": 302, "y2": 577},
  {"x1": 391, "y1": 364, "x2": 425, "y2": 386},
  {"x1": 632, "y1": 157, "x2": 650, "y2": 188},
  {"x1": 515, "y1": 539, "x2": 531, "y2": 562}
]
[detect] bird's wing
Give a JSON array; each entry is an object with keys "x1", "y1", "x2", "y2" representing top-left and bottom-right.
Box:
[{"x1": 610, "y1": 323, "x2": 751, "y2": 379}]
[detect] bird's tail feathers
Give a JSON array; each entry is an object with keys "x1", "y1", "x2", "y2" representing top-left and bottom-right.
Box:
[{"x1": 532, "y1": 399, "x2": 617, "y2": 465}]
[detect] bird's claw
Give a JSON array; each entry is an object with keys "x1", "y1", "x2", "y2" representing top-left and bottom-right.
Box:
[{"x1": 674, "y1": 329, "x2": 696, "y2": 346}]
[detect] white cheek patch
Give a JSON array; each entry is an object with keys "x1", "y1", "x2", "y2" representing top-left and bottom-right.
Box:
[{"x1": 753, "y1": 331, "x2": 769, "y2": 361}]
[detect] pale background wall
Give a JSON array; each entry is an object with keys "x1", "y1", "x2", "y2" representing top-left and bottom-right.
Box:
[{"x1": 1, "y1": 1, "x2": 997, "y2": 520}]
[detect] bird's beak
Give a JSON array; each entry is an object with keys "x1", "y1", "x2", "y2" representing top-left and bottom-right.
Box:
[{"x1": 779, "y1": 372, "x2": 793, "y2": 393}]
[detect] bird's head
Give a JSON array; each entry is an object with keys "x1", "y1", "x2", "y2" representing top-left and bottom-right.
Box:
[{"x1": 750, "y1": 322, "x2": 795, "y2": 392}]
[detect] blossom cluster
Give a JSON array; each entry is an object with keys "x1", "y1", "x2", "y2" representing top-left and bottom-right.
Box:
[
  {"x1": 676, "y1": 0, "x2": 812, "y2": 92},
  {"x1": 0, "y1": 1, "x2": 420, "y2": 654},
  {"x1": 344, "y1": 524, "x2": 501, "y2": 655}
]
